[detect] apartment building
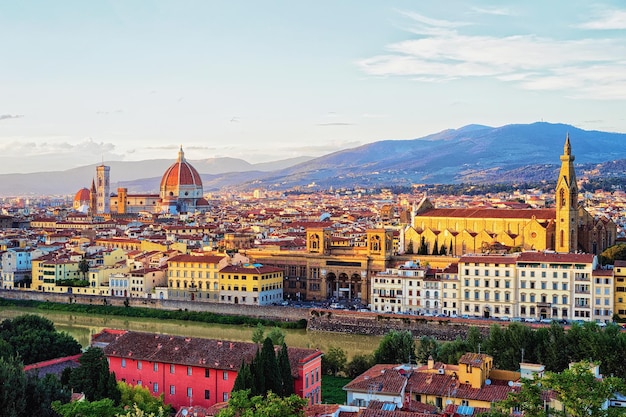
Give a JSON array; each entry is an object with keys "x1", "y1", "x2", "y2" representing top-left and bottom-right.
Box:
[
  {"x1": 218, "y1": 264, "x2": 283, "y2": 306},
  {"x1": 458, "y1": 255, "x2": 518, "y2": 319},
  {"x1": 371, "y1": 261, "x2": 426, "y2": 314},
  {"x1": 167, "y1": 254, "x2": 228, "y2": 301}
]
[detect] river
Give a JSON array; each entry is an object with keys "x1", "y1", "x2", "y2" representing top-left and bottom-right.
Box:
[{"x1": 0, "y1": 307, "x2": 382, "y2": 359}]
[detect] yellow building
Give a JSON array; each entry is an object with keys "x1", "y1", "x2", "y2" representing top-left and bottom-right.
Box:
[
  {"x1": 32, "y1": 257, "x2": 81, "y2": 293},
  {"x1": 219, "y1": 264, "x2": 283, "y2": 306},
  {"x1": 614, "y1": 260, "x2": 626, "y2": 319},
  {"x1": 406, "y1": 136, "x2": 617, "y2": 256},
  {"x1": 167, "y1": 254, "x2": 228, "y2": 301}
]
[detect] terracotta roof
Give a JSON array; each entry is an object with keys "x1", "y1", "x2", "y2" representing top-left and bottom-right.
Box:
[
  {"x1": 160, "y1": 147, "x2": 203, "y2": 189},
  {"x1": 100, "y1": 330, "x2": 320, "y2": 378},
  {"x1": 343, "y1": 364, "x2": 408, "y2": 395},
  {"x1": 516, "y1": 252, "x2": 595, "y2": 263},
  {"x1": 407, "y1": 372, "x2": 515, "y2": 403},
  {"x1": 74, "y1": 188, "x2": 91, "y2": 203},
  {"x1": 418, "y1": 208, "x2": 555, "y2": 220}
]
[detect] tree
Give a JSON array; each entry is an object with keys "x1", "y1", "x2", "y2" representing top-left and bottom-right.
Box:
[
  {"x1": 322, "y1": 346, "x2": 347, "y2": 376},
  {"x1": 600, "y1": 244, "x2": 626, "y2": 265},
  {"x1": 116, "y1": 403, "x2": 165, "y2": 417},
  {"x1": 278, "y1": 343, "x2": 294, "y2": 396},
  {"x1": 543, "y1": 361, "x2": 626, "y2": 417},
  {"x1": 415, "y1": 335, "x2": 439, "y2": 364},
  {"x1": 118, "y1": 381, "x2": 172, "y2": 415},
  {"x1": 233, "y1": 361, "x2": 254, "y2": 393},
  {"x1": 0, "y1": 314, "x2": 81, "y2": 365},
  {"x1": 432, "y1": 238, "x2": 439, "y2": 255},
  {"x1": 78, "y1": 256, "x2": 90, "y2": 280},
  {"x1": 52, "y1": 398, "x2": 119, "y2": 417},
  {"x1": 68, "y1": 347, "x2": 121, "y2": 404},
  {"x1": 373, "y1": 330, "x2": 415, "y2": 364},
  {"x1": 25, "y1": 373, "x2": 71, "y2": 417},
  {"x1": 260, "y1": 337, "x2": 282, "y2": 395},
  {"x1": 251, "y1": 323, "x2": 265, "y2": 344},
  {"x1": 216, "y1": 390, "x2": 307, "y2": 417},
  {"x1": 0, "y1": 356, "x2": 27, "y2": 417},
  {"x1": 406, "y1": 240, "x2": 414, "y2": 254},
  {"x1": 267, "y1": 327, "x2": 285, "y2": 346},
  {"x1": 346, "y1": 354, "x2": 374, "y2": 379}
]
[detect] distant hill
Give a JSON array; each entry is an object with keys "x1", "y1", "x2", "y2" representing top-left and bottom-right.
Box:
[
  {"x1": 2, "y1": 122, "x2": 625, "y2": 197},
  {"x1": 0, "y1": 156, "x2": 312, "y2": 197}
]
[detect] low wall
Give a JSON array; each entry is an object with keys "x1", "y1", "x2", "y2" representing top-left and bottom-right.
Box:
[{"x1": 1, "y1": 290, "x2": 488, "y2": 340}]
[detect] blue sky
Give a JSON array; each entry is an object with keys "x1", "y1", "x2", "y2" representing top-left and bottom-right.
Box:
[{"x1": 1, "y1": 1, "x2": 626, "y2": 173}]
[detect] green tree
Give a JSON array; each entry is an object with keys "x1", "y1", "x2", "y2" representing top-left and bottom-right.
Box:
[
  {"x1": 233, "y1": 361, "x2": 255, "y2": 393},
  {"x1": 0, "y1": 314, "x2": 81, "y2": 365},
  {"x1": 479, "y1": 379, "x2": 547, "y2": 417},
  {"x1": 322, "y1": 346, "x2": 347, "y2": 376},
  {"x1": 69, "y1": 347, "x2": 121, "y2": 404},
  {"x1": 406, "y1": 240, "x2": 414, "y2": 254},
  {"x1": 118, "y1": 381, "x2": 172, "y2": 415},
  {"x1": 278, "y1": 343, "x2": 294, "y2": 396},
  {"x1": 0, "y1": 356, "x2": 27, "y2": 417},
  {"x1": 415, "y1": 335, "x2": 439, "y2": 364},
  {"x1": 373, "y1": 330, "x2": 415, "y2": 364},
  {"x1": 346, "y1": 354, "x2": 374, "y2": 379},
  {"x1": 251, "y1": 323, "x2": 265, "y2": 344},
  {"x1": 78, "y1": 257, "x2": 90, "y2": 279},
  {"x1": 25, "y1": 373, "x2": 71, "y2": 417},
  {"x1": 600, "y1": 244, "x2": 626, "y2": 265},
  {"x1": 116, "y1": 403, "x2": 165, "y2": 417},
  {"x1": 216, "y1": 390, "x2": 307, "y2": 417},
  {"x1": 260, "y1": 337, "x2": 282, "y2": 395},
  {"x1": 267, "y1": 327, "x2": 285, "y2": 346},
  {"x1": 465, "y1": 326, "x2": 484, "y2": 354},
  {"x1": 52, "y1": 398, "x2": 120, "y2": 417},
  {"x1": 432, "y1": 238, "x2": 439, "y2": 255},
  {"x1": 543, "y1": 361, "x2": 626, "y2": 417}
]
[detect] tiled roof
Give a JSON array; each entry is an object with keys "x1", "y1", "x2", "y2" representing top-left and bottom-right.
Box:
[
  {"x1": 516, "y1": 252, "x2": 595, "y2": 263},
  {"x1": 418, "y1": 208, "x2": 556, "y2": 220},
  {"x1": 100, "y1": 330, "x2": 319, "y2": 378},
  {"x1": 407, "y1": 372, "x2": 515, "y2": 403},
  {"x1": 343, "y1": 364, "x2": 408, "y2": 395}
]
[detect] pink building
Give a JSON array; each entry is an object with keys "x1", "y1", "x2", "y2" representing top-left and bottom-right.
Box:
[{"x1": 93, "y1": 329, "x2": 322, "y2": 409}]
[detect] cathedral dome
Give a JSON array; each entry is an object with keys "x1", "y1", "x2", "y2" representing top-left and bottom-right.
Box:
[
  {"x1": 74, "y1": 188, "x2": 91, "y2": 204},
  {"x1": 160, "y1": 146, "x2": 203, "y2": 192},
  {"x1": 73, "y1": 187, "x2": 91, "y2": 212}
]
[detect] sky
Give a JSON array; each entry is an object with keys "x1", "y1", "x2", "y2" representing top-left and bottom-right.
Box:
[{"x1": 1, "y1": 1, "x2": 626, "y2": 174}]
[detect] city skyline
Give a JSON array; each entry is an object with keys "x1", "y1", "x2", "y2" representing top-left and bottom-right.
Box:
[{"x1": 2, "y1": 1, "x2": 626, "y2": 174}]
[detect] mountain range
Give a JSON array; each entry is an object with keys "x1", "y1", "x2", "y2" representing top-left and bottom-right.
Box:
[{"x1": 2, "y1": 122, "x2": 626, "y2": 197}]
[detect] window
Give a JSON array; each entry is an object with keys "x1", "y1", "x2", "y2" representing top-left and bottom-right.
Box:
[
  {"x1": 170, "y1": 385, "x2": 175, "y2": 395},
  {"x1": 205, "y1": 390, "x2": 210, "y2": 400},
  {"x1": 205, "y1": 369, "x2": 210, "y2": 378},
  {"x1": 137, "y1": 360, "x2": 142, "y2": 370},
  {"x1": 137, "y1": 380, "x2": 142, "y2": 386},
  {"x1": 223, "y1": 392, "x2": 229, "y2": 402},
  {"x1": 170, "y1": 364, "x2": 175, "y2": 374},
  {"x1": 153, "y1": 383, "x2": 159, "y2": 393},
  {"x1": 187, "y1": 387, "x2": 193, "y2": 398},
  {"x1": 153, "y1": 362, "x2": 158, "y2": 372},
  {"x1": 223, "y1": 371, "x2": 228, "y2": 380},
  {"x1": 187, "y1": 366, "x2": 192, "y2": 376},
  {"x1": 121, "y1": 359, "x2": 126, "y2": 368}
]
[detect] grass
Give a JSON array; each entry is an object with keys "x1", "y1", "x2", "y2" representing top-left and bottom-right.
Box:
[{"x1": 322, "y1": 374, "x2": 350, "y2": 405}]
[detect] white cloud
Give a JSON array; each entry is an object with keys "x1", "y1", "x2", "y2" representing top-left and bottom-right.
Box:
[
  {"x1": 358, "y1": 12, "x2": 626, "y2": 99},
  {"x1": 578, "y1": 9, "x2": 626, "y2": 30},
  {"x1": 470, "y1": 6, "x2": 515, "y2": 16}
]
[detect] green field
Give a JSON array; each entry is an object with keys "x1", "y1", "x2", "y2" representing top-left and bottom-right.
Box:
[{"x1": 321, "y1": 375, "x2": 350, "y2": 405}]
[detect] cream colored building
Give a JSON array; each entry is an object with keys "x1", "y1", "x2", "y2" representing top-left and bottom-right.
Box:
[
  {"x1": 371, "y1": 261, "x2": 427, "y2": 314},
  {"x1": 167, "y1": 254, "x2": 228, "y2": 301}
]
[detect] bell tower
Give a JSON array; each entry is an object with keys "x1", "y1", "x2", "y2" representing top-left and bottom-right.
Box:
[{"x1": 555, "y1": 134, "x2": 578, "y2": 252}]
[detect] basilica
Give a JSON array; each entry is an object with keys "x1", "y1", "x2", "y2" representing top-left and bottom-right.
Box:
[
  {"x1": 403, "y1": 136, "x2": 617, "y2": 255},
  {"x1": 73, "y1": 146, "x2": 209, "y2": 216}
]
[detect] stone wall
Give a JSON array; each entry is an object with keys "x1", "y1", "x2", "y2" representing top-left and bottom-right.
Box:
[{"x1": 1, "y1": 290, "x2": 488, "y2": 340}]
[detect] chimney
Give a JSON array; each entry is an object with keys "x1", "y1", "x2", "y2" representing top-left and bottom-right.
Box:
[{"x1": 428, "y1": 355, "x2": 434, "y2": 369}]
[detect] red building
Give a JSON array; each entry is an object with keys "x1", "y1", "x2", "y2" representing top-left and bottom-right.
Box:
[{"x1": 93, "y1": 329, "x2": 323, "y2": 409}]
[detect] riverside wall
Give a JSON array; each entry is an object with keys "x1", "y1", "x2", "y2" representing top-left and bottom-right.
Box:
[{"x1": 0, "y1": 289, "x2": 488, "y2": 340}]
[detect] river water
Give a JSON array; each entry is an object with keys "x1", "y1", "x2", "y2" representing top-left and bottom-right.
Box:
[{"x1": 0, "y1": 307, "x2": 382, "y2": 359}]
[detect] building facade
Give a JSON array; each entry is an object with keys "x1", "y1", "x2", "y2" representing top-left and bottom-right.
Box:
[{"x1": 96, "y1": 330, "x2": 323, "y2": 409}]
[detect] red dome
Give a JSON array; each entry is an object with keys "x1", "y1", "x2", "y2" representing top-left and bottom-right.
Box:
[
  {"x1": 160, "y1": 147, "x2": 203, "y2": 190},
  {"x1": 74, "y1": 187, "x2": 91, "y2": 203}
]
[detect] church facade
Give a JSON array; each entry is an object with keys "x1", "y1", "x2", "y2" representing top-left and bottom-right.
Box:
[{"x1": 404, "y1": 136, "x2": 617, "y2": 256}]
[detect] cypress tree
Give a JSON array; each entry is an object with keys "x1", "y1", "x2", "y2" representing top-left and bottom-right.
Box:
[
  {"x1": 233, "y1": 361, "x2": 254, "y2": 393},
  {"x1": 260, "y1": 337, "x2": 281, "y2": 395},
  {"x1": 251, "y1": 349, "x2": 265, "y2": 396},
  {"x1": 278, "y1": 343, "x2": 294, "y2": 396}
]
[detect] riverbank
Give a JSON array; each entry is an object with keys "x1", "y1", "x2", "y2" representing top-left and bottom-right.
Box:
[{"x1": 0, "y1": 289, "x2": 486, "y2": 341}]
